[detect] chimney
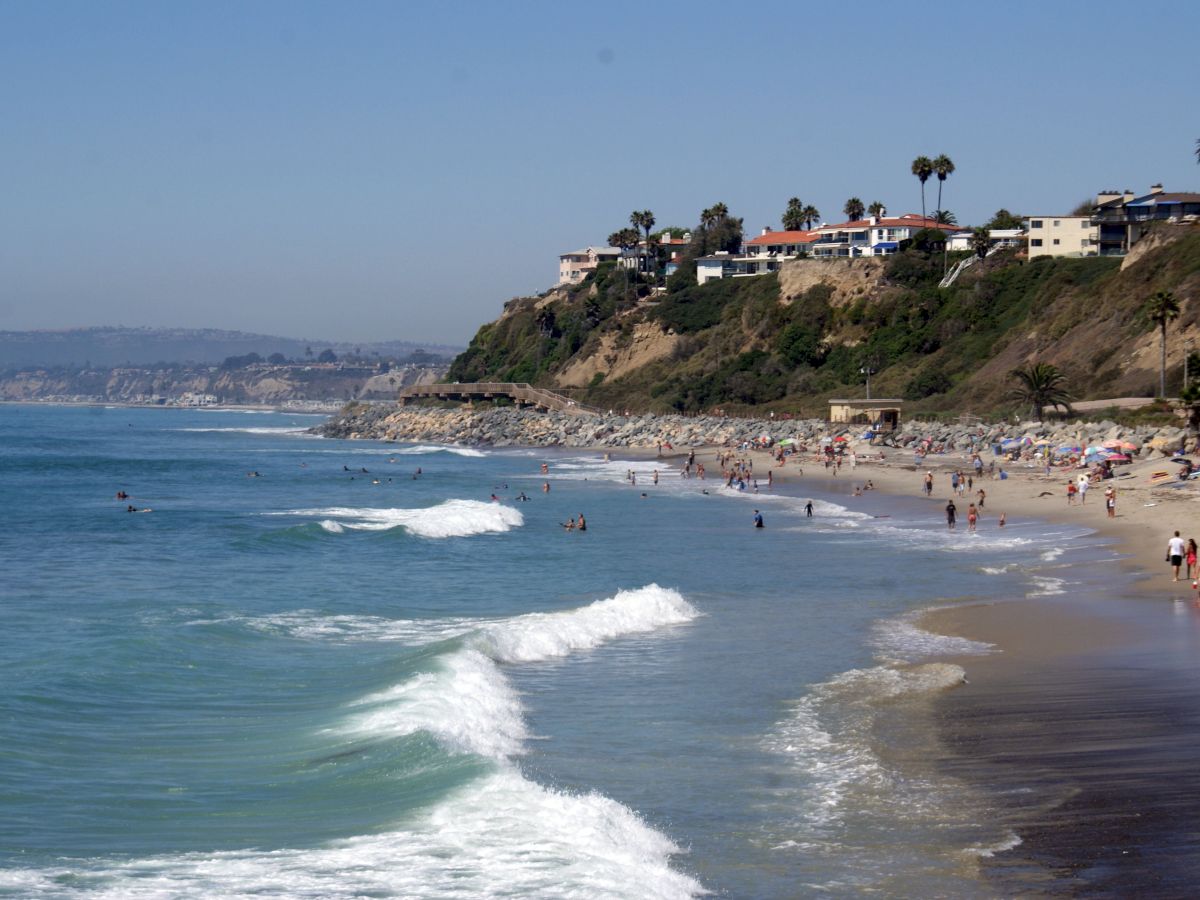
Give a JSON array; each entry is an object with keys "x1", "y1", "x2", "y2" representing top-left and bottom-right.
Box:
[
  {"x1": 868, "y1": 216, "x2": 877, "y2": 226},
  {"x1": 1097, "y1": 189, "x2": 1122, "y2": 205},
  {"x1": 1150, "y1": 183, "x2": 1164, "y2": 195},
  {"x1": 1123, "y1": 189, "x2": 1134, "y2": 202},
  {"x1": 761, "y1": 226, "x2": 771, "y2": 236}
]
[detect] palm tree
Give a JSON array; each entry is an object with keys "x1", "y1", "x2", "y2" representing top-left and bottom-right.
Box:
[
  {"x1": 867, "y1": 201, "x2": 886, "y2": 219},
  {"x1": 843, "y1": 197, "x2": 865, "y2": 221},
  {"x1": 782, "y1": 197, "x2": 804, "y2": 231},
  {"x1": 932, "y1": 154, "x2": 955, "y2": 219},
  {"x1": 710, "y1": 202, "x2": 729, "y2": 221},
  {"x1": 933, "y1": 209, "x2": 957, "y2": 225},
  {"x1": 970, "y1": 227, "x2": 990, "y2": 259},
  {"x1": 801, "y1": 205, "x2": 820, "y2": 230},
  {"x1": 1009, "y1": 362, "x2": 1073, "y2": 421},
  {"x1": 629, "y1": 210, "x2": 655, "y2": 273},
  {"x1": 911, "y1": 155, "x2": 934, "y2": 221},
  {"x1": 1145, "y1": 290, "x2": 1181, "y2": 397}
]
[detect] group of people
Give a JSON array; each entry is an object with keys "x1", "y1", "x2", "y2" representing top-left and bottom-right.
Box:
[
  {"x1": 1066, "y1": 473, "x2": 1118, "y2": 518},
  {"x1": 1165, "y1": 531, "x2": 1198, "y2": 582}
]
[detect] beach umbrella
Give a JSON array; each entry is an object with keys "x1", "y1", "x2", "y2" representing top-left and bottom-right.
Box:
[
  {"x1": 778, "y1": 438, "x2": 795, "y2": 446},
  {"x1": 1107, "y1": 454, "x2": 1132, "y2": 463},
  {"x1": 1057, "y1": 445, "x2": 1080, "y2": 453},
  {"x1": 1120, "y1": 441, "x2": 1138, "y2": 451},
  {"x1": 833, "y1": 435, "x2": 849, "y2": 442},
  {"x1": 1102, "y1": 439, "x2": 1124, "y2": 449},
  {"x1": 1034, "y1": 438, "x2": 1053, "y2": 446}
]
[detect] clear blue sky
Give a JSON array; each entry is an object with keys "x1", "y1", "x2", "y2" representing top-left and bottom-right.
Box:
[{"x1": 2, "y1": 0, "x2": 1198, "y2": 346}]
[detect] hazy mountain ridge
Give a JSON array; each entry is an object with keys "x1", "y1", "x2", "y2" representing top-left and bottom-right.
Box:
[{"x1": 0, "y1": 327, "x2": 462, "y2": 368}]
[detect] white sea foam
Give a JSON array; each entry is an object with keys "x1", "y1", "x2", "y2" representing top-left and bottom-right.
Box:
[
  {"x1": 233, "y1": 611, "x2": 483, "y2": 644},
  {"x1": 0, "y1": 769, "x2": 703, "y2": 899},
  {"x1": 283, "y1": 499, "x2": 524, "y2": 538},
  {"x1": 871, "y1": 613, "x2": 994, "y2": 662},
  {"x1": 964, "y1": 831, "x2": 1023, "y2": 858},
  {"x1": 392, "y1": 444, "x2": 488, "y2": 457},
  {"x1": 1040, "y1": 547, "x2": 1065, "y2": 561},
  {"x1": 177, "y1": 426, "x2": 314, "y2": 435},
  {"x1": 1027, "y1": 575, "x2": 1067, "y2": 596},
  {"x1": 338, "y1": 585, "x2": 698, "y2": 759},
  {"x1": 763, "y1": 662, "x2": 967, "y2": 827}
]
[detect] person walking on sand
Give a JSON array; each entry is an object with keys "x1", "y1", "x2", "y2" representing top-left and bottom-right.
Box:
[
  {"x1": 1077, "y1": 473, "x2": 1089, "y2": 504},
  {"x1": 1067, "y1": 480, "x2": 1077, "y2": 505},
  {"x1": 946, "y1": 499, "x2": 957, "y2": 530},
  {"x1": 1168, "y1": 531, "x2": 1187, "y2": 581},
  {"x1": 976, "y1": 488, "x2": 986, "y2": 509},
  {"x1": 923, "y1": 472, "x2": 933, "y2": 497},
  {"x1": 1187, "y1": 538, "x2": 1198, "y2": 579}
]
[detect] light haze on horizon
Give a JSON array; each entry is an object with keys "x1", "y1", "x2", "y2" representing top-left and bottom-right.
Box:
[{"x1": 3, "y1": 0, "x2": 1198, "y2": 346}]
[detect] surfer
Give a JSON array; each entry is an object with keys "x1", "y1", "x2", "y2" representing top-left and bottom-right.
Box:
[{"x1": 805, "y1": 500, "x2": 814, "y2": 517}]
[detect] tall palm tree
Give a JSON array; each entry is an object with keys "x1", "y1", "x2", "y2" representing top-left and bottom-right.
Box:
[
  {"x1": 710, "y1": 202, "x2": 729, "y2": 221},
  {"x1": 843, "y1": 197, "x2": 865, "y2": 221},
  {"x1": 629, "y1": 210, "x2": 655, "y2": 273},
  {"x1": 932, "y1": 154, "x2": 955, "y2": 220},
  {"x1": 801, "y1": 205, "x2": 820, "y2": 230},
  {"x1": 1009, "y1": 362, "x2": 1073, "y2": 421},
  {"x1": 933, "y1": 209, "x2": 957, "y2": 225},
  {"x1": 867, "y1": 201, "x2": 886, "y2": 219},
  {"x1": 782, "y1": 197, "x2": 804, "y2": 231},
  {"x1": 970, "y1": 227, "x2": 991, "y2": 259},
  {"x1": 911, "y1": 155, "x2": 934, "y2": 221},
  {"x1": 1145, "y1": 289, "x2": 1181, "y2": 397}
]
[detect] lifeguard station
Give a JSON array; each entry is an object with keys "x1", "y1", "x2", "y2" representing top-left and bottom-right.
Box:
[{"x1": 828, "y1": 399, "x2": 902, "y2": 432}]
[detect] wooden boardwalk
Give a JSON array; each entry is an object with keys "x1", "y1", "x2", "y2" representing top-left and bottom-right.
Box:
[{"x1": 397, "y1": 382, "x2": 600, "y2": 416}]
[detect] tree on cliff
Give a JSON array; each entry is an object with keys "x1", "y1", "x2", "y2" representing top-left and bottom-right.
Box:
[
  {"x1": 843, "y1": 197, "x2": 865, "y2": 221},
  {"x1": 911, "y1": 155, "x2": 934, "y2": 221},
  {"x1": 630, "y1": 210, "x2": 656, "y2": 273},
  {"x1": 970, "y1": 227, "x2": 991, "y2": 259},
  {"x1": 1009, "y1": 363, "x2": 1073, "y2": 421},
  {"x1": 1145, "y1": 289, "x2": 1180, "y2": 397},
  {"x1": 782, "y1": 197, "x2": 805, "y2": 231},
  {"x1": 932, "y1": 154, "x2": 955, "y2": 220},
  {"x1": 986, "y1": 209, "x2": 1023, "y2": 230}
]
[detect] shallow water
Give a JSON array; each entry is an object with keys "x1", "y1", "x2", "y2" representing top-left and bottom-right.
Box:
[{"x1": 0, "y1": 405, "x2": 1113, "y2": 897}]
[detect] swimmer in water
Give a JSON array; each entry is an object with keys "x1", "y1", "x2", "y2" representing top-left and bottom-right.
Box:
[{"x1": 577, "y1": 514, "x2": 586, "y2": 531}]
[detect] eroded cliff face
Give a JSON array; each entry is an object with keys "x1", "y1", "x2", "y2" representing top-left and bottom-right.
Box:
[
  {"x1": 778, "y1": 257, "x2": 889, "y2": 306},
  {"x1": 555, "y1": 323, "x2": 679, "y2": 388}
]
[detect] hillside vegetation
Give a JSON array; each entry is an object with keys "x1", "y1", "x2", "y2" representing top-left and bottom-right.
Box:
[{"x1": 448, "y1": 225, "x2": 1200, "y2": 418}]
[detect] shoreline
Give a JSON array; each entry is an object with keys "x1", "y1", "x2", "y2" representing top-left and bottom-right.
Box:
[{"x1": 728, "y1": 443, "x2": 1200, "y2": 891}]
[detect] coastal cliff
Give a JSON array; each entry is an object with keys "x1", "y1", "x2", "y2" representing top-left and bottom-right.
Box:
[{"x1": 447, "y1": 225, "x2": 1200, "y2": 417}]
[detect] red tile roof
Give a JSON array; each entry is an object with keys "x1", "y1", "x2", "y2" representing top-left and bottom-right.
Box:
[{"x1": 746, "y1": 229, "x2": 819, "y2": 245}]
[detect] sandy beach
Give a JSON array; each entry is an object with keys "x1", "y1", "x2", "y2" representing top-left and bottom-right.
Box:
[{"x1": 723, "y1": 441, "x2": 1200, "y2": 893}]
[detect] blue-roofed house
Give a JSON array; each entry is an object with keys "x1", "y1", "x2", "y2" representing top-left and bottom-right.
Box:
[{"x1": 1091, "y1": 184, "x2": 1200, "y2": 256}]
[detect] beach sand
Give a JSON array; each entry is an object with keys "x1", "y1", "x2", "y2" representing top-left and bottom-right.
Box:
[{"x1": 726, "y1": 443, "x2": 1200, "y2": 893}]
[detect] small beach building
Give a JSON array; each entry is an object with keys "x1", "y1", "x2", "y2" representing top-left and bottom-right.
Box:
[{"x1": 828, "y1": 399, "x2": 902, "y2": 431}]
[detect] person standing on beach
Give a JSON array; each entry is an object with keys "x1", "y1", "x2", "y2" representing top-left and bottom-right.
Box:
[
  {"x1": 976, "y1": 488, "x2": 986, "y2": 509},
  {"x1": 1187, "y1": 538, "x2": 1197, "y2": 579},
  {"x1": 1067, "y1": 480, "x2": 1077, "y2": 505},
  {"x1": 1105, "y1": 486, "x2": 1117, "y2": 518},
  {"x1": 946, "y1": 499, "x2": 957, "y2": 530},
  {"x1": 923, "y1": 472, "x2": 933, "y2": 497},
  {"x1": 1168, "y1": 531, "x2": 1187, "y2": 581},
  {"x1": 1078, "y1": 473, "x2": 1089, "y2": 504},
  {"x1": 967, "y1": 503, "x2": 978, "y2": 533}
]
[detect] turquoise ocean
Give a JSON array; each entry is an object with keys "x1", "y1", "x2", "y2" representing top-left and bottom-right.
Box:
[{"x1": 0, "y1": 404, "x2": 1115, "y2": 897}]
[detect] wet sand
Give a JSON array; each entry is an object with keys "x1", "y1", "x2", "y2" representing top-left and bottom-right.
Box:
[{"x1": 727, "y1": 444, "x2": 1200, "y2": 893}]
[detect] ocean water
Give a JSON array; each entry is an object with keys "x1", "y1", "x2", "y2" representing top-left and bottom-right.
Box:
[{"x1": 0, "y1": 404, "x2": 1111, "y2": 897}]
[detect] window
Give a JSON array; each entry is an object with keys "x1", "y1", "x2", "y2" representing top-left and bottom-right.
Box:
[
  {"x1": 1081, "y1": 239, "x2": 1089, "y2": 248},
  {"x1": 1031, "y1": 239, "x2": 1043, "y2": 247},
  {"x1": 1081, "y1": 220, "x2": 1090, "y2": 228},
  {"x1": 1053, "y1": 220, "x2": 1061, "y2": 227},
  {"x1": 1053, "y1": 239, "x2": 1060, "y2": 245},
  {"x1": 1031, "y1": 220, "x2": 1043, "y2": 228}
]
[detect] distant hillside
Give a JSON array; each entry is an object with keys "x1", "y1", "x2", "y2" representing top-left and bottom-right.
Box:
[
  {"x1": 0, "y1": 327, "x2": 462, "y2": 368},
  {"x1": 447, "y1": 223, "x2": 1200, "y2": 417}
]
